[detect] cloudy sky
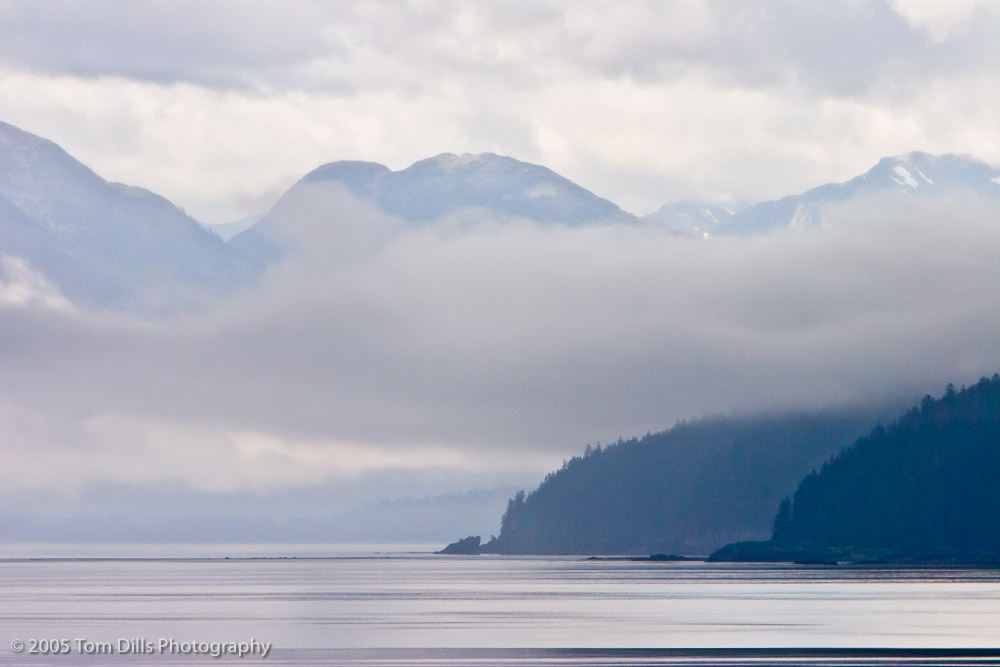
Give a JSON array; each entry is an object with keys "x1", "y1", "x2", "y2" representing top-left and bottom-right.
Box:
[
  {"x1": 3, "y1": 0, "x2": 1000, "y2": 540},
  {"x1": 2, "y1": 0, "x2": 1000, "y2": 222}
]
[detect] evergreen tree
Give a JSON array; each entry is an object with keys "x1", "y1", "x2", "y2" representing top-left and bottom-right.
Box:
[{"x1": 771, "y1": 375, "x2": 1000, "y2": 560}]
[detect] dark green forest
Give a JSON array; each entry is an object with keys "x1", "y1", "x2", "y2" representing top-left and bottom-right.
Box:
[
  {"x1": 760, "y1": 376, "x2": 1000, "y2": 562},
  {"x1": 478, "y1": 410, "x2": 884, "y2": 555}
]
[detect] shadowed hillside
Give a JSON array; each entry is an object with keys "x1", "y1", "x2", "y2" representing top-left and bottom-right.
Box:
[
  {"x1": 476, "y1": 410, "x2": 885, "y2": 555},
  {"x1": 712, "y1": 376, "x2": 1000, "y2": 564}
]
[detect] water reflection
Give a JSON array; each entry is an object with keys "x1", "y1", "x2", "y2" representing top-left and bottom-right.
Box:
[{"x1": 2, "y1": 547, "x2": 999, "y2": 665}]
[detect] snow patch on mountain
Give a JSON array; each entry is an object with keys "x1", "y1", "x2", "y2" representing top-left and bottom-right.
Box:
[
  {"x1": 892, "y1": 165, "x2": 919, "y2": 189},
  {"x1": 642, "y1": 201, "x2": 736, "y2": 237},
  {"x1": 715, "y1": 151, "x2": 1000, "y2": 236}
]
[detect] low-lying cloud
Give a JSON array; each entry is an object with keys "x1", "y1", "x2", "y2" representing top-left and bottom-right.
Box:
[{"x1": 3, "y1": 193, "x2": 1000, "y2": 506}]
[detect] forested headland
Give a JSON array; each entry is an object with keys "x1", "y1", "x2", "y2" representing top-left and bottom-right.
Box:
[
  {"x1": 441, "y1": 376, "x2": 1000, "y2": 562},
  {"x1": 711, "y1": 376, "x2": 1000, "y2": 564},
  {"x1": 443, "y1": 410, "x2": 884, "y2": 555}
]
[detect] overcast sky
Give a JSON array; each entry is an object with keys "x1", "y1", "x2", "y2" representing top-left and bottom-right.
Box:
[
  {"x1": 2, "y1": 0, "x2": 1000, "y2": 222},
  {"x1": 3, "y1": 1, "x2": 1000, "y2": 534}
]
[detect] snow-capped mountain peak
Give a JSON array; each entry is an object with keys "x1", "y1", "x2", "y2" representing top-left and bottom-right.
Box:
[
  {"x1": 861, "y1": 152, "x2": 998, "y2": 195},
  {"x1": 717, "y1": 151, "x2": 1000, "y2": 236}
]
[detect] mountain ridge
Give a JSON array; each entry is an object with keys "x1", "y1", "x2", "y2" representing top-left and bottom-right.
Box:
[
  {"x1": 230, "y1": 150, "x2": 639, "y2": 264},
  {"x1": 289, "y1": 151, "x2": 636, "y2": 225},
  {"x1": 5, "y1": 119, "x2": 1000, "y2": 312},
  {"x1": 458, "y1": 408, "x2": 892, "y2": 556},
  {"x1": 717, "y1": 151, "x2": 1000, "y2": 236},
  {"x1": 0, "y1": 121, "x2": 255, "y2": 312}
]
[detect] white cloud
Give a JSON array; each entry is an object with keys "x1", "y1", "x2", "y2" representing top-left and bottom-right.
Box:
[
  {"x1": 4, "y1": 1, "x2": 1000, "y2": 520},
  {"x1": 0, "y1": 403, "x2": 557, "y2": 499},
  {"x1": 887, "y1": 0, "x2": 991, "y2": 41},
  {"x1": 0, "y1": 255, "x2": 73, "y2": 311},
  {"x1": 0, "y1": 69, "x2": 489, "y2": 221},
  {"x1": 2, "y1": 0, "x2": 1000, "y2": 221},
  {"x1": 5, "y1": 63, "x2": 1000, "y2": 222},
  {"x1": 3, "y1": 194, "x2": 999, "y2": 499}
]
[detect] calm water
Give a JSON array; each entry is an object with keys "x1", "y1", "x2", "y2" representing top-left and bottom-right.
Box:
[{"x1": 2, "y1": 544, "x2": 1000, "y2": 665}]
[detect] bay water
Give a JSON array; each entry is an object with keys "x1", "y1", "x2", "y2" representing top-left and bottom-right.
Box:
[{"x1": 2, "y1": 544, "x2": 999, "y2": 665}]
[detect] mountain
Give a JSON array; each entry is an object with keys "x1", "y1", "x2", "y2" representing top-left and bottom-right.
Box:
[
  {"x1": 303, "y1": 152, "x2": 635, "y2": 225},
  {"x1": 0, "y1": 121, "x2": 255, "y2": 312},
  {"x1": 232, "y1": 152, "x2": 638, "y2": 261},
  {"x1": 451, "y1": 409, "x2": 887, "y2": 556},
  {"x1": 643, "y1": 201, "x2": 735, "y2": 237},
  {"x1": 720, "y1": 152, "x2": 1000, "y2": 236},
  {"x1": 711, "y1": 376, "x2": 1000, "y2": 564},
  {"x1": 202, "y1": 212, "x2": 264, "y2": 241},
  {"x1": 8, "y1": 120, "x2": 998, "y2": 308}
]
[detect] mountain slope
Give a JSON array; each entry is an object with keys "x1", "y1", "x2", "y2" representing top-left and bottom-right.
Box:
[
  {"x1": 643, "y1": 201, "x2": 735, "y2": 237},
  {"x1": 770, "y1": 377, "x2": 1000, "y2": 560},
  {"x1": 721, "y1": 152, "x2": 1000, "y2": 236},
  {"x1": 232, "y1": 152, "x2": 638, "y2": 261},
  {"x1": 0, "y1": 121, "x2": 254, "y2": 311},
  {"x1": 373, "y1": 153, "x2": 634, "y2": 224},
  {"x1": 472, "y1": 410, "x2": 884, "y2": 555}
]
